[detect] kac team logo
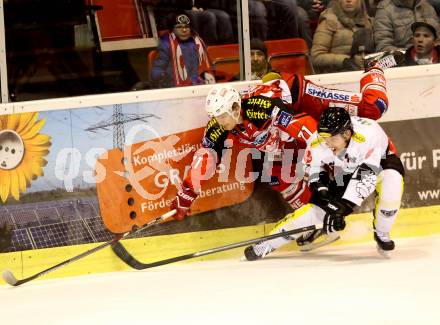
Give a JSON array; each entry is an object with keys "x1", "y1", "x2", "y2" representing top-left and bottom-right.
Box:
[{"x1": 278, "y1": 111, "x2": 293, "y2": 128}]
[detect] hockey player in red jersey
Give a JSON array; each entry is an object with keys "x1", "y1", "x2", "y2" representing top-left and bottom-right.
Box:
[
  {"x1": 171, "y1": 80, "x2": 319, "y2": 221},
  {"x1": 244, "y1": 107, "x2": 404, "y2": 260},
  {"x1": 273, "y1": 62, "x2": 388, "y2": 121}
]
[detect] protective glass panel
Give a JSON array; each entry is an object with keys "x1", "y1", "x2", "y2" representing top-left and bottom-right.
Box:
[
  {"x1": 247, "y1": 0, "x2": 440, "y2": 76},
  {"x1": 4, "y1": 0, "x2": 242, "y2": 101}
]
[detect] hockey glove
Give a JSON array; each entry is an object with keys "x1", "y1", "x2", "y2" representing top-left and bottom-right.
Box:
[
  {"x1": 322, "y1": 198, "x2": 355, "y2": 233},
  {"x1": 171, "y1": 186, "x2": 198, "y2": 221},
  {"x1": 324, "y1": 213, "x2": 346, "y2": 233}
]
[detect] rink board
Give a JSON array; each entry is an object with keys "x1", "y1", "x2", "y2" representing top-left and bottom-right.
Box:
[
  {"x1": 1, "y1": 204, "x2": 440, "y2": 285},
  {"x1": 2, "y1": 65, "x2": 440, "y2": 285}
]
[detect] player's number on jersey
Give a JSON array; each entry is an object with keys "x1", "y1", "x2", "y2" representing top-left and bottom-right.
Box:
[{"x1": 297, "y1": 125, "x2": 313, "y2": 141}]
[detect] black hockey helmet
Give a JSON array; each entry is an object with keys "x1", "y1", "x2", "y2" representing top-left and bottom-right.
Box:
[{"x1": 318, "y1": 107, "x2": 352, "y2": 137}]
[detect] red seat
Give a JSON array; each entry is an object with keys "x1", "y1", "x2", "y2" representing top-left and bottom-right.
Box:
[
  {"x1": 207, "y1": 44, "x2": 240, "y2": 82},
  {"x1": 264, "y1": 38, "x2": 314, "y2": 75}
]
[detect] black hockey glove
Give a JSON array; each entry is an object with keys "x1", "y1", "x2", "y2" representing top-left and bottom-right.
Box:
[
  {"x1": 324, "y1": 213, "x2": 346, "y2": 233},
  {"x1": 322, "y1": 198, "x2": 355, "y2": 233}
]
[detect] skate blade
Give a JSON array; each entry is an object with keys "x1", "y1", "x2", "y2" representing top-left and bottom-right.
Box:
[
  {"x1": 299, "y1": 233, "x2": 340, "y2": 252},
  {"x1": 376, "y1": 245, "x2": 392, "y2": 259},
  {"x1": 240, "y1": 255, "x2": 265, "y2": 262}
]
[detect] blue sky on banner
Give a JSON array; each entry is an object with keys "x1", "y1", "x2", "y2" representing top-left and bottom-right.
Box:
[{"x1": 28, "y1": 97, "x2": 208, "y2": 192}]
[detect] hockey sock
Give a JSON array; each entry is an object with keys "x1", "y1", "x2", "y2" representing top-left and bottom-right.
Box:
[{"x1": 374, "y1": 169, "x2": 404, "y2": 236}]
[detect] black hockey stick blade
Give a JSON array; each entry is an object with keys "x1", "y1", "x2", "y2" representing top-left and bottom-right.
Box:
[
  {"x1": 112, "y1": 223, "x2": 324, "y2": 270},
  {"x1": 1, "y1": 210, "x2": 176, "y2": 287},
  {"x1": 112, "y1": 242, "x2": 148, "y2": 270},
  {"x1": 2, "y1": 238, "x2": 119, "y2": 286}
]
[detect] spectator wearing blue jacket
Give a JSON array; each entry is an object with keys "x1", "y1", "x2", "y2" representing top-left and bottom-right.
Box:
[{"x1": 151, "y1": 12, "x2": 214, "y2": 88}]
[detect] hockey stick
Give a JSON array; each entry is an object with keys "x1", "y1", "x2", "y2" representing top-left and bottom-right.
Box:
[
  {"x1": 111, "y1": 223, "x2": 324, "y2": 270},
  {"x1": 1, "y1": 210, "x2": 176, "y2": 287}
]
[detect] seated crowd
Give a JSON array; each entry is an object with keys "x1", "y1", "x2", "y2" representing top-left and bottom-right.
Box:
[{"x1": 148, "y1": 0, "x2": 440, "y2": 90}]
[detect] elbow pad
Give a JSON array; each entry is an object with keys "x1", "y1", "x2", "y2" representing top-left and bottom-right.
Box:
[{"x1": 343, "y1": 163, "x2": 378, "y2": 206}]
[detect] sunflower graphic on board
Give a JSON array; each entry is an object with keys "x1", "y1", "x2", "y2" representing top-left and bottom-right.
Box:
[{"x1": 0, "y1": 112, "x2": 51, "y2": 202}]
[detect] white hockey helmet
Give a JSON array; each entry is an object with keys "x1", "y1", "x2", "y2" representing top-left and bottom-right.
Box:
[{"x1": 205, "y1": 85, "x2": 241, "y2": 118}]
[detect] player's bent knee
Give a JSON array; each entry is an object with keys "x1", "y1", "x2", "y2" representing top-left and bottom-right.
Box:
[{"x1": 381, "y1": 154, "x2": 405, "y2": 177}]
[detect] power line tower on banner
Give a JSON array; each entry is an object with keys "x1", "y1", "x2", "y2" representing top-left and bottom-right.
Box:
[
  {"x1": 85, "y1": 104, "x2": 157, "y2": 150},
  {"x1": 113, "y1": 104, "x2": 125, "y2": 150}
]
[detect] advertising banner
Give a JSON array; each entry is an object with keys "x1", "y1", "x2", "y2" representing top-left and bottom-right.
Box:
[
  {"x1": 96, "y1": 127, "x2": 253, "y2": 233},
  {"x1": 381, "y1": 117, "x2": 440, "y2": 208}
]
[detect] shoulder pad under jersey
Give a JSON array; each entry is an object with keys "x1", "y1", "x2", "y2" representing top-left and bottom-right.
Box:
[{"x1": 202, "y1": 118, "x2": 229, "y2": 150}]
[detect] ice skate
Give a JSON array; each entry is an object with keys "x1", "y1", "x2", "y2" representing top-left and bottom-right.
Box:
[
  {"x1": 242, "y1": 242, "x2": 274, "y2": 261},
  {"x1": 296, "y1": 229, "x2": 340, "y2": 252},
  {"x1": 374, "y1": 231, "x2": 395, "y2": 258},
  {"x1": 364, "y1": 50, "x2": 405, "y2": 71}
]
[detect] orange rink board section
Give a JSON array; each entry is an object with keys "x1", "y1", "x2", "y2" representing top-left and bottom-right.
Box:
[{"x1": 96, "y1": 127, "x2": 254, "y2": 233}]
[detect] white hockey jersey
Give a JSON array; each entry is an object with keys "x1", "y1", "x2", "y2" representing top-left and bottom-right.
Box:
[{"x1": 305, "y1": 116, "x2": 389, "y2": 206}]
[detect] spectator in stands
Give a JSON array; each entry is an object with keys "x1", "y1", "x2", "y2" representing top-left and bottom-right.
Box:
[
  {"x1": 250, "y1": 38, "x2": 272, "y2": 79},
  {"x1": 154, "y1": 0, "x2": 233, "y2": 45},
  {"x1": 248, "y1": 0, "x2": 312, "y2": 47},
  {"x1": 427, "y1": 0, "x2": 440, "y2": 18},
  {"x1": 297, "y1": 0, "x2": 329, "y2": 21},
  {"x1": 249, "y1": 0, "x2": 269, "y2": 40},
  {"x1": 364, "y1": 0, "x2": 381, "y2": 17},
  {"x1": 231, "y1": 38, "x2": 272, "y2": 80},
  {"x1": 373, "y1": 0, "x2": 439, "y2": 52},
  {"x1": 311, "y1": 0, "x2": 374, "y2": 73},
  {"x1": 186, "y1": 0, "x2": 234, "y2": 44},
  {"x1": 271, "y1": 0, "x2": 312, "y2": 46},
  {"x1": 234, "y1": 38, "x2": 300, "y2": 81},
  {"x1": 404, "y1": 20, "x2": 440, "y2": 65},
  {"x1": 151, "y1": 12, "x2": 215, "y2": 88}
]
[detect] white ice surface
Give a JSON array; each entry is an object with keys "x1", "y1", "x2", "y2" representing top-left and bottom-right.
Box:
[{"x1": 1, "y1": 235, "x2": 440, "y2": 325}]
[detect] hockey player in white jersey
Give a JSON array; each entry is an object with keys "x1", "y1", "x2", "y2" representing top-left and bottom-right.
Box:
[{"x1": 244, "y1": 106, "x2": 405, "y2": 260}]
